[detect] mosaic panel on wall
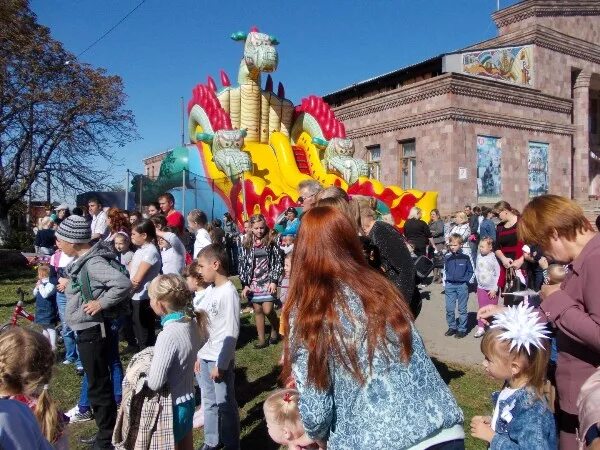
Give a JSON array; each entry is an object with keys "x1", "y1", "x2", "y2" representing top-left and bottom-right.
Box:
[
  {"x1": 462, "y1": 45, "x2": 533, "y2": 87},
  {"x1": 528, "y1": 142, "x2": 549, "y2": 197},
  {"x1": 477, "y1": 135, "x2": 502, "y2": 201}
]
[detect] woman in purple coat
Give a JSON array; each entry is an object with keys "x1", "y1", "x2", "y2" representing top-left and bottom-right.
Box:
[{"x1": 479, "y1": 195, "x2": 600, "y2": 450}]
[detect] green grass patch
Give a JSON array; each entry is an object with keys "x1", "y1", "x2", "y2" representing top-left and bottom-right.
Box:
[{"x1": 0, "y1": 267, "x2": 497, "y2": 449}]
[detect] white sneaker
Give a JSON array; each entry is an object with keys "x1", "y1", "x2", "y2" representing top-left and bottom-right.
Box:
[
  {"x1": 474, "y1": 327, "x2": 485, "y2": 338},
  {"x1": 64, "y1": 405, "x2": 79, "y2": 419},
  {"x1": 69, "y1": 409, "x2": 93, "y2": 423},
  {"x1": 62, "y1": 359, "x2": 73, "y2": 365}
]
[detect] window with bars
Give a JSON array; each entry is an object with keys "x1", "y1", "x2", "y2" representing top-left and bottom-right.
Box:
[
  {"x1": 367, "y1": 145, "x2": 381, "y2": 180},
  {"x1": 399, "y1": 140, "x2": 416, "y2": 189}
]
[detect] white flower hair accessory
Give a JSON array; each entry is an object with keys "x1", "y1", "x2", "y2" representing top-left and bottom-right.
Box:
[{"x1": 491, "y1": 303, "x2": 550, "y2": 354}]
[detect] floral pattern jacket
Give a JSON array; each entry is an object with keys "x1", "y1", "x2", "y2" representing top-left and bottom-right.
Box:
[
  {"x1": 237, "y1": 241, "x2": 284, "y2": 288},
  {"x1": 490, "y1": 388, "x2": 557, "y2": 449},
  {"x1": 291, "y1": 285, "x2": 464, "y2": 449}
]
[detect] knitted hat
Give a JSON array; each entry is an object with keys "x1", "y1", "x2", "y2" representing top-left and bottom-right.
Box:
[{"x1": 56, "y1": 215, "x2": 91, "y2": 244}]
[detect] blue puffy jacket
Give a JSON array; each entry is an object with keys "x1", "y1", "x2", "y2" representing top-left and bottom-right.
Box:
[{"x1": 444, "y1": 250, "x2": 474, "y2": 284}]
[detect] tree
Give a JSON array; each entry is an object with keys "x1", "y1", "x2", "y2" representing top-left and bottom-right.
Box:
[{"x1": 0, "y1": 0, "x2": 136, "y2": 240}]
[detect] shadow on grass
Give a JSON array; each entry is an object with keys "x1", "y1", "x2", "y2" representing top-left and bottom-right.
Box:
[
  {"x1": 236, "y1": 363, "x2": 281, "y2": 409},
  {"x1": 431, "y1": 357, "x2": 466, "y2": 384},
  {"x1": 240, "y1": 401, "x2": 281, "y2": 450},
  {"x1": 236, "y1": 363, "x2": 282, "y2": 449}
]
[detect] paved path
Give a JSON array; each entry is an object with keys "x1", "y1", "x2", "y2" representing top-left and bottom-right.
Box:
[{"x1": 414, "y1": 282, "x2": 483, "y2": 367}]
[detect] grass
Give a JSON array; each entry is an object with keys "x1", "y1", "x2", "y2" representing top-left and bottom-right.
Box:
[{"x1": 0, "y1": 266, "x2": 497, "y2": 449}]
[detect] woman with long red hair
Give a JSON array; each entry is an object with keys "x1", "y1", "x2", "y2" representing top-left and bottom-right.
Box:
[
  {"x1": 106, "y1": 207, "x2": 131, "y2": 242},
  {"x1": 282, "y1": 206, "x2": 464, "y2": 449}
]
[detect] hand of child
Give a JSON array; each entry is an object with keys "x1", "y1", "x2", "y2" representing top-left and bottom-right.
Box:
[
  {"x1": 241, "y1": 286, "x2": 250, "y2": 299},
  {"x1": 470, "y1": 415, "x2": 494, "y2": 442},
  {"x1": 210, "y1": 366, "x2": 223, "y2": 381},
  {"x1": 477, "y1": 304, "x2": 506, "y2": 326},
  {"x1": 488, "y1": 290, "x2": 497, "y2": 299},
  {"x1": 194, "y1": 360, "x2": 200, "y2": 374},
  {"x1": 267, "y1": 282, "x2": 277, "y2": 295}
]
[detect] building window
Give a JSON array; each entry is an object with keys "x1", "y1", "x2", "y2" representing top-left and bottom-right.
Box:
[
  {"x1": 367, "y1": 145, "x2": 381, "y2": 180},
  {"x1": 399, "y1": 140, "x2": 416, "y2": 189}
]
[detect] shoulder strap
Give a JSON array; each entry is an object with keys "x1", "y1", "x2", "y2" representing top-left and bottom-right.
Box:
[{"x1": 79, "y1": 263, "x2": 94, "y2": 303}]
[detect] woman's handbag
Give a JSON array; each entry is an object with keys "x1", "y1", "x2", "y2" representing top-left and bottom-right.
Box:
[{"x1": 503, "y1": 267, "x2": 527, "y2": 307}]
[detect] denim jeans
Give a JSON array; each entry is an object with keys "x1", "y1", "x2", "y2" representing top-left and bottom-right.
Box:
[
  {"x1": 78, "y1": 318, "x2": 123, "y2": 408},
  {"x1": 200, "y1": 359, "x2": 240, "y2": 449},
  {"x1": 445, "y1": 283, "x2": 469, "y2": 333},
  {"x1": 56, "y1": 291, "x2": 80, "y2": 365}
]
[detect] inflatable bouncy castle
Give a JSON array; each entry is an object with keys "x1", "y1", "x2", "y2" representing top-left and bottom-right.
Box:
[{"x1": 145, "y1": 27, "x2": 437, "y2": 228}]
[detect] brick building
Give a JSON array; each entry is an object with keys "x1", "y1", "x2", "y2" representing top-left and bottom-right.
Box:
[
  {"x1": 323, "y1": 0, "x2": 600, "y2": 213},
  {"x1": 142, "y1": 150, "x2": 169, "y2": 180}
]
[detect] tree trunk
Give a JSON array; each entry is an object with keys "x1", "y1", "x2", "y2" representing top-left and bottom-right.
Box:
[{"x1": 0, "y1": 207, "x2": 10, "y2": 247}]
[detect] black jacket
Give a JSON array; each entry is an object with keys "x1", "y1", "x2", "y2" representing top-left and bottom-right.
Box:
[{"x1": 238, "y1": 241, "x2": 284, "y2": 288}]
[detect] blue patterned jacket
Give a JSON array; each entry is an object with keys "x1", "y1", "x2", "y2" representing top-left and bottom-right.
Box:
[
  {"x1": 291, "y1": 285, "x2": 464, "y2": 449},
  {"x1": 490, "y1": 388, "x2": 557, "y2": 449}
]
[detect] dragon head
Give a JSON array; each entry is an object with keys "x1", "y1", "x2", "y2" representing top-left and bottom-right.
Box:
[
  {"x1": 232, "y1": 27, "x2": 279, "y2": 74},
  {"x1": 197, "y1": 129, "x2": 247, "y2": 153},
  {"x1": 313, "y1": 137, "x2": 356, "y2": 158}
]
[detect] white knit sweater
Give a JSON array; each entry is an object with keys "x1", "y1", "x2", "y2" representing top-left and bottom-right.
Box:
[{"x1": 147, "y1": 318, "x2": 203, "y2": 405}]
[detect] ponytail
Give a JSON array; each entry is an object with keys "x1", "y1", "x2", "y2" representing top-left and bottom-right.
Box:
[
  {"x1": 194, "y1": 310, "x2": 209, "y2": 345},
  {"x1": 35, "y1": 387, "x2": 64, "y2": 443}
]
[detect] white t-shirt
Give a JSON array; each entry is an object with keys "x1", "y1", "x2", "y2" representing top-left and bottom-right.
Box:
[
  {"x1": 193, "y1": 228, "x2": 212, "y2": 259},
  {"x1": 491, "y1": 387, "x2": 519, "y2": 431},
  {"x1": 90, "y1": 209, "x2": 108, "y2": 239},
  {"x1": 130, "y1": 242, "x2": 161, "y2": 301},
  {"x1": 161, "y1": 232, "x2": 186, "y2": 275},
  {"x1": 193, "y1": 289, "x2": 206, "y2": 312},
  {"x1": 196, "y1": 280, "x2": 240, "y2": 369}
]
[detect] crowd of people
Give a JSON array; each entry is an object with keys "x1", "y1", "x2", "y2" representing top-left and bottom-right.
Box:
[{"x1": 1, "y1": 183, "x2": 600, "y2": 450}]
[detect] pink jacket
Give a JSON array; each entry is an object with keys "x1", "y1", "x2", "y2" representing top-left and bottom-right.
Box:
[{"x1": 540, "y1": 234, "x2": 600, "y2": 415}]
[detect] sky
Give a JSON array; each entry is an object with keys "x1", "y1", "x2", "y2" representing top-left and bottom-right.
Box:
[{"x1": 30, "y1": 0, "x2": 520, "y2": 190}]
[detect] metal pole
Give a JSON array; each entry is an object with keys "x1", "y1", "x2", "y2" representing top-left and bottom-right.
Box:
[
  {"x1": 181, "y1": 96, "x2": 185, "y2": 146},
  {"x1": 194, "y1": 176, "x2": 198, "y2": 209},
  {"x1": 26, "y1": 186, "x2": 32, "y2": 229},
  {"x1": 182, "y1": 170, "x2": 186, "y2": 216},
  {"x1": 124, "y1": 170, "x2": 130, "y2": 210},
  {"x1": 240, "y1": 173, "x2": 247, "y2": 220},
  {"x1": 139, "y1": 175, "x2": 143, "y2": 213},
  {"x1": 46, "y1": 170, "x2": 51, "y2": 203}
]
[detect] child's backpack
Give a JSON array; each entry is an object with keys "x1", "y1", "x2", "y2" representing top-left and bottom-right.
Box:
[{"x1": 77, "y1": 251, "x2": 130, "y2": 319}]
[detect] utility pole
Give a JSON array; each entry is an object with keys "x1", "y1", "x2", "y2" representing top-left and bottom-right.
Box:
[
  {"x1": 46, "y1": 170, "x2": 51, "y2": 204},
  {"x1": 181, "y1": 96, "x2": 185, "y2": 146}
]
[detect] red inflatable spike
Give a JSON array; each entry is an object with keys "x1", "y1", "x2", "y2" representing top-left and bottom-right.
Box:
[
  {"x1": 207, "y1": 76, "x2": 217, "y2": 92},
  {"x1": 220, "y1": 70, "x2": 231, "y2": 87},
  {"x1": 265, "y1": 74, "x2": 273, "y2": 92},
  {"x1": 277, "y1": 82, "x2": 285, "y2": 98},
  {"x1": 250, "y1": 26, "x2": 259, "y2": 32}
]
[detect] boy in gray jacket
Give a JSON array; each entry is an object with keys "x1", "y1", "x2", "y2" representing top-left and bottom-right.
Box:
[{"x1": 57, "y1": 216, "x2": 132, "y2": 449}]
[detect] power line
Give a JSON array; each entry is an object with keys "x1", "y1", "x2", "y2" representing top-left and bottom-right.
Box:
[{"x1": 76, "y1": 0, "x2": 149, "y2": 59}]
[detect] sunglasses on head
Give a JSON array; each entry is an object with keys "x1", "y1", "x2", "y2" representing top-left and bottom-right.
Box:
[{"x1": 297, "y1": 192, "x2": 316, "y2": 204}]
